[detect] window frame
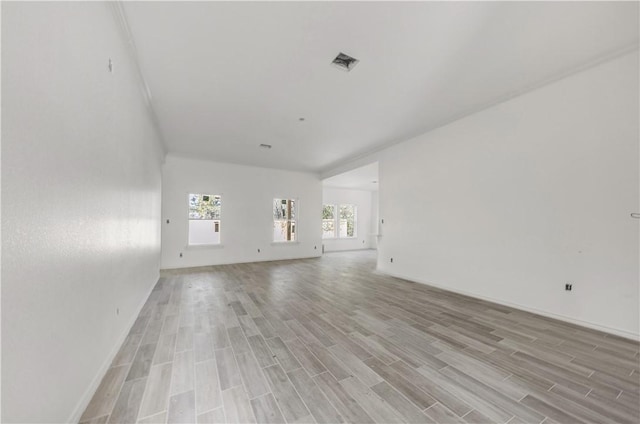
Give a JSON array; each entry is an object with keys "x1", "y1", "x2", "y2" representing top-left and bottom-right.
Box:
[
  {"x1": 322, "y1": 203, "x2": 357, "y2": 239},
  {"x1": 272, "y1": 198, "x2": 298, "y2": 243},
  {"x1": 322, "y1": 204, "x2": 337, "y2": 239},
  {"x1": 338, "y1": 204, "x2": 357, "y2": 239},
  {"x1": 187, "y1": 193, "x2": 222, "y2": 246}
]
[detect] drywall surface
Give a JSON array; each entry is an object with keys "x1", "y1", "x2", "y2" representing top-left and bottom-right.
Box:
[
  {"x1": 371, "y1": 191, "x2": 380, "y2": 249},
  {"x1": 322, "y1": 187, "x2": 374, "y2": 251},
  {"x1": 377, "y1": 51, "x2": 639, "y2": 339},
  {"x1": 161, "y1": 155, "x2": 322, "y2": 268},
  {"x1": 2, "y1": 3, "x2": 164, "y2": 422}
]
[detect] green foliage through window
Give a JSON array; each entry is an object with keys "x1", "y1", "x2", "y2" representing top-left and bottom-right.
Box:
[
  {"x1": 321, "y1": 204, "x2": 356, "y2": 238},
  {"x1": 322, "y1": 204, "x2": 335, "y2": 219},
  {"x1": 322, "y1": 205, "x2": 336, "y2": 238},
  {"x1": 189, "y1": 194, "x2": 221, "y2": 220},
  {"x1": 339, "y1": 205, "x2": 356, "y2": 238},
  {"x1": 274, "y1": 198, "x2": 296, "y2": 242},
  {"x1": 273, "y1": 198, "x2": 296, "y2": 220}
]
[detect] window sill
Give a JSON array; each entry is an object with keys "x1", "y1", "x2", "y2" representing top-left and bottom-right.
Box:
[
  {"x1": 186, "y1": 244, "x2": 224, "y2": 250},
  {"x1": 270, "y1": 241, "x2": 300, "y2": 246},
  {"x1": 322, "y1": 237, "x2": 358, "y2": 241}
]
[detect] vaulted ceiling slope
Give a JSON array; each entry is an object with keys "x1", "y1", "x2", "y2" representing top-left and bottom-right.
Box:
[
  {"x1": 123, "y1": 2, "x2": 639, "y2": 173},
  {"x1": 323, "y1": 162, "x2": 379, "y2": 192}
]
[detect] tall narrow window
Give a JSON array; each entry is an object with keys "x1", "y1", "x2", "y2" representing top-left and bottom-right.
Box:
[
  {"x1": 339, "y1": 204, "x2": 357, "y2": 238},
  {"x1": 273, "y1": 198, "x2": 296, "y2": 242},
  {"x1": 188, "y1": 194, "x2": 221, "y2": 245},
  {"x1": 322, "y1": 204, "x2": 336, "y2": 239}
]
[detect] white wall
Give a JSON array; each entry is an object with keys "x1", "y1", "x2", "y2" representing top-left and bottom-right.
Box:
[
  {"x1": 377, "y1": 51, "x2": 639, "y2": 339},
  {"x1": 322, "y1": 188, "x2": 374, "y2": 252},
  {"x1": 161, "y1": 155, "x2": 322, "y2": 268},
  {"x1": 2, "y1": 3, "x2": 164, "y2": 422},
  {"x1": 371, "y1": 191, "x2": 380, "y2": 249}
]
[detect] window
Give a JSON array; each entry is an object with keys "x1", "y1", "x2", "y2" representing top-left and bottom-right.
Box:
[
  {"x1": 322, "y1": 204, "x2": 336, "y2": 239},
  {"x1": 273, "y1": 198, "x2": 296, "y2": 242},
  {"x1": 188, "y1": 194, "x2": 221, "y2": 245},
  {"x1": 321, "y1": 204, "x2": 357, "y2": 238},
  {"x1": 339, "y1": 204, "x2": 357, "y2": 238}
]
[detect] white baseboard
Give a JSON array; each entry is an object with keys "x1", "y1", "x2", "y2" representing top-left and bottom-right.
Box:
[
  {"x1": 67, "y1": 272, "x2": 160, "y2": 423},
  {"x1": 380, "y1": 268, "x2": 640, "y2": 342},
  {"x1": 160, "y1": 254, "x2": 322, "y2": 272},
  {"x1": 323, "y1": 247, "x2": 377, "y2": 253}
]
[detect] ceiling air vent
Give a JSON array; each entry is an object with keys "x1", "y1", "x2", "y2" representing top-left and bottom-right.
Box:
[{"x1": 331, "y1": 52, "x2": 359, "y2": 72}]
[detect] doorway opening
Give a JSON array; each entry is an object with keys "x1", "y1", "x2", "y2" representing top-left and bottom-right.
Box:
[{"x1": 321, "y1": 162, "x2": 379, "y2": 256}]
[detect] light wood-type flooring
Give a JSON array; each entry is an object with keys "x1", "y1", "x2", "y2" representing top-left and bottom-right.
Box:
[{"x1": 81, "y1": 250, "x2": 639, "y2": 424}]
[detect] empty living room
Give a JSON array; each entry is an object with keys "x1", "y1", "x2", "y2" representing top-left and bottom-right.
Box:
[{"x1": 2, "y1": 1, "x2": 639, "y2": 423}]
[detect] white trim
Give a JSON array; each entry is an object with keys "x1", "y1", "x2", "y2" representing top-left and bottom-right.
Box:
[
  {"x1": 323, "y1": 204, "x2": 358, "y2": 239},
  {"x1": 187, "y1": 193, "x2": 222, "y2": 247},
  {"x1": 273, "y1": 197, "x2": 298, "y2": 243},
  {"x1": 323, "y1": 248, "x2": 377, "y2": 254},
  {"x1": 160, "y1": 255, "x2": 321, "y2": 272},
  {"x1": 271, "y1": 241, "x2": 300, "y2": 246},
  {"x1": 67, "y1": 273, "x2": 159, "y2": 423},
  {"x1": 379, "y1": 268, "x2": 640, "y2": 342},
  {"x1": 186, "y1": 243, "x2": 224, "y2": 250}
]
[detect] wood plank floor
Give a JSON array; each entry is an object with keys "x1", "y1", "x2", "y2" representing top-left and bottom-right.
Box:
[{"x1": 81, "y1": 250, "x2": 640, "y2": 424}]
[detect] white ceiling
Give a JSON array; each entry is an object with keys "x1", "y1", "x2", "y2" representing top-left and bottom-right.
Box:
[
  {"x1": 323, "y1": 162, "x2": 379, "y2": 192},
  {"x1": 123, "y1": 2, "x2": 639, "y2": 173}
]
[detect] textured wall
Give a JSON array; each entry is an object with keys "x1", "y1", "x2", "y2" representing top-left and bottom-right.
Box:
[
  {"x1": 2, "y1": 3, "x2": 164, "y2": 421},
  {"x1": 377, "y1": 51, "x2": 639, "y2": 339},
  {"x1": 161, "y1": 155, "x2": 322, "y2": 269}
]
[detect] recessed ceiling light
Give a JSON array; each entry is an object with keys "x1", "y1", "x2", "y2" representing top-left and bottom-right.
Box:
[
  {"x1": 259, "y1": 144, "x2": 272, "y2": 149},
  {"x1": 331, "y1": 52, "x2": 359, "y2": 72}
]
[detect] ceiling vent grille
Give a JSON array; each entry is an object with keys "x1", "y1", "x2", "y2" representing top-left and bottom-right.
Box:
[{"x1": 331, "y1": 52, "x2": 359, "y2": 72}]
